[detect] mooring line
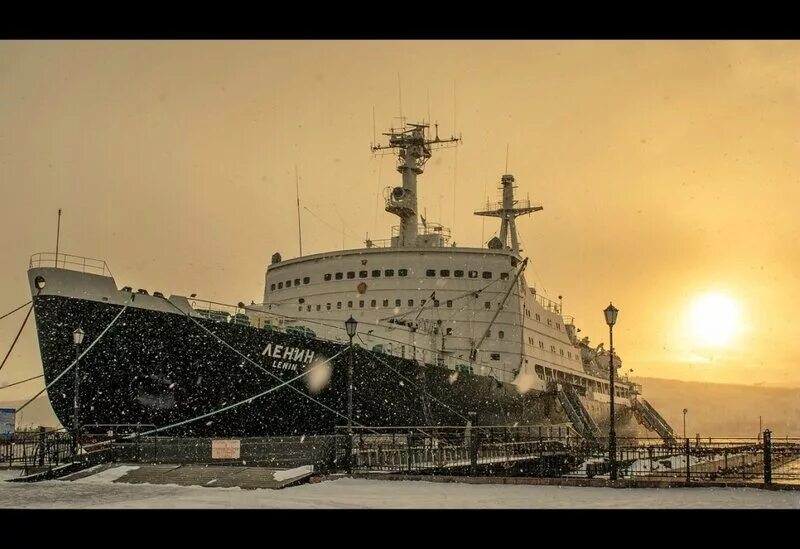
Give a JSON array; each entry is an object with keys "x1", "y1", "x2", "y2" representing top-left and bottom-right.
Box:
[
  {"x1": 16, "y1": 304, "x2": 129, "y2": 412},
  {"x1": 0, "y1": 304, "x2": 34, "y2": 372},
  {"x1": 0, "y1": 373, "x2": 44, "y2": 390},
  {"x1": 0, "y1": 300, "x2": 32, "y2": 322}
]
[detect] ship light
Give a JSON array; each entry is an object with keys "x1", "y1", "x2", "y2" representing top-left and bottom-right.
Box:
[
  {"x1": 34, "y1": 276, "x2": 46, "y2": 290},
  {"x1": 73, "y1": 327, "x2": 85, "y2": 346}
]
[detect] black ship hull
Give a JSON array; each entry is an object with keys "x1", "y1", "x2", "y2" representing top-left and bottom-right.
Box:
[{"x1": 32, "y1": 295, "x2": 575, "y2": 437}]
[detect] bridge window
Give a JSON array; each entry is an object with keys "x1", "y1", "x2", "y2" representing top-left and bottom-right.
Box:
[
  {"x1": 440, "y1": 269, "x2": 450, "y2": 277},
  {"x1": 426, "y1": 269, "x2": 436, "y2": 277},
  {"x1": 372, "y1": 270, "x2": 381, "y2": 277},
  {"x1": 398, "y1": 268, "x2": 408, "y2": 277},
  {"x1": 468, "y1": 270, "x2": 478, "y2": 278},
  {"x1": 499, "y1": 330, "x2": 505, "y2": 339},
  {"x1": 482, "y1": 271, "x2": 492, "y2": 279},
  {"x1": 454, "y1": 270, "x2": 464, "y2": 278},
  {"x1": 347, "y1": 272, "x2": 355, "y2": 279},
  {"x1": 324, "y1": 274, "x2": 332, "y2": 281},
  {"x1": 500, "y1": 272, "x2": 509, "y2": 280},
  {"x1": 335, "y1": 273, "x2": 343, "y2": 280},
  {"x1": 278, "y1": 282, "x2": 284, "y2": 289},
  {"x1": 385, "y1": 269, "x2": 394, "y2": 277},
  {"x1": 395, "y1": 299, "x2": 401, "y2": 307},
  {"x1": 446, "y1": 300, "x2": 453, "y2": 308},
  {"x1": 303, "y1": 277, "x2": 310, "y2": 284},
  {"x1": 359, "y1": 270, "x2": 368, "y2": 278},
  {"x1": 408, "y1": 299, "x2": 414, "y2": 306},
  {"x1": 270, "y1": 284, "x2": 276, "y2": 291},
  {"x1": 294, "y1": 278, "x2": 300, "y2": 286},
  {"x1": 383, "y1": 299, "x2": 389, "y2": 307}
]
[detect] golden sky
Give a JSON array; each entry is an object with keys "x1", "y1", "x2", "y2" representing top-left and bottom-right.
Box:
[{"x1": 1, "y1": 40, "x2": 799, "y2": 401}]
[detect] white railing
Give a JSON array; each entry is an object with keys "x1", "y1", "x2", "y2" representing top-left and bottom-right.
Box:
[{"x1": 29, "y1": 252, "x2": 113, "y2": 277}]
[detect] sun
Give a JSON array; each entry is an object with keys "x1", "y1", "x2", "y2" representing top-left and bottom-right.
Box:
[{"x1": 688, "y1": 292, "x2": 742, "y2": 348}]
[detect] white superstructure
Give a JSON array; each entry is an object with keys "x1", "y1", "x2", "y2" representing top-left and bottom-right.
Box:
[{"x1": 260, "y1": 121, "x2": 636, "y2": 405}]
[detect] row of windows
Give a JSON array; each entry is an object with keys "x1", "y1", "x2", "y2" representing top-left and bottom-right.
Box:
[
  {"x1": 524, "y1": 309, "x2": 561, "y2": 330},
  {"x1": 271, "y1": 269, "x2": 509, "y2": 291},
  {"x1": 527, "y1": 336, "x2": 580, "y2": 361},
  {"x1": 296, "y1": 298, "x2": 498, "y2": 312}
]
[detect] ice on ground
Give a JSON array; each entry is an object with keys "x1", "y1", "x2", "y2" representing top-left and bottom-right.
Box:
[
  {"x1": 73, "y1": 465, "x2": 140, "y2": 484},
  {"x1": 273, "y1": 465, "x2": 314, "y2": 481}
]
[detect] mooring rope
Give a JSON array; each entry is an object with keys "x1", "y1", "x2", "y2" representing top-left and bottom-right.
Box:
[
  {"x1": 0, "y1": 373, "x2": 44, "y2": 390},
  {"x1": 0, "y1": 300, "x2": 32, "y2": 322},
  {"x1": 16, "y1": 304, "x2": 129, "y2": 412},
  {"x1": 156, "y1": 296, "x2": 382, "y2": 435},
  {"x1": 0, "y1": 304, "x2": 34, "y2": 373}
]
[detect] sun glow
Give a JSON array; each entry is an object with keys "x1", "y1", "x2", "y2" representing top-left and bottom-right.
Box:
[{"x1": 688, "y1": 292, "x2": 742, "y2": 348}]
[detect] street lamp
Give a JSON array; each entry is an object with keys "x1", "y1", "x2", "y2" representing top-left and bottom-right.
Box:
[
  {"x1": 72, "y1": 327, "x2": 85, "y2": 458},
  {"x1": 603, "y1": 302, "x2": 619, "y2": 481},
  {"x1": 344, "y1": 316, "x2": 358, "y2": 473},
  {"x1": 683, "y1": 408, "x2": 688, "y2": 439}
]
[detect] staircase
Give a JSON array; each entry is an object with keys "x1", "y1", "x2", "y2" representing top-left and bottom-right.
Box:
[
  {"x1": 556, "y1": 383, "x2": 601, "y2": 442},
  {"x1": 632, "y1": 398, "x2": 677, "y2": 445}
]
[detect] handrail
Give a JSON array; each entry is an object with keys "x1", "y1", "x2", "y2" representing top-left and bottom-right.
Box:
[{"x1": 29, "y1": 252, "x2": 113, "y2": 278}]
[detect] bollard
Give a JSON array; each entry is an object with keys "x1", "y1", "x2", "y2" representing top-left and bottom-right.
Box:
[{"x1": 763, "y1": 429, "x2": 772, "y2": 485}]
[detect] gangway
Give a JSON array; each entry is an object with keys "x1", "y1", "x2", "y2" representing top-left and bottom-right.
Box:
[
  {"x1": 631, "y1": 398, "x2": 677, "y2": 445},
  {"x1": 555, "y1": 383, "x2": 601, "y2": 442}
]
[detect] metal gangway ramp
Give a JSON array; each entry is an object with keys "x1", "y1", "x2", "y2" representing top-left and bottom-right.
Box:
[
  {"x1": 631, "y1": 398, "x2": 678, "y2": 445},
  {"x1": 554, "y1": 383, "x2": 601, "y2": 442}
]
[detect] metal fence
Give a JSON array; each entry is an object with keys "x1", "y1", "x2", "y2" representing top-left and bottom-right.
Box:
[{"x1": 1, "y1": 429, "x2": 75, "y2": 471}]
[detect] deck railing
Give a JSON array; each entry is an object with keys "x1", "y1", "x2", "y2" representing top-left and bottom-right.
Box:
[{"x1": 29, "y1": 252, "x2": 113, "y2": 277}]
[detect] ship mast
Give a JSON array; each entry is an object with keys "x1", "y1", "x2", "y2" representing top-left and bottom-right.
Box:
[
  {"x1": 474, "y1": 174, "x2": 543, "y2": 255},
  {"x1": 372, "y1": 122, "x2": 460, "y2": 247}
]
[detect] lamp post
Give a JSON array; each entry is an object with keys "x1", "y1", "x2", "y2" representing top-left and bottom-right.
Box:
[
  {"x1": 344, "y1": 316, "x2": 358, "y2": 474},
  {"x1": 683, "y1": 408, "x2": 688, "y2": 439},
  {"x1": 603, "y1": 303, "x2": 618, "y2": 481},
  {"x1": 72, "y1": 327, "x2": 85, "y2": 457}
]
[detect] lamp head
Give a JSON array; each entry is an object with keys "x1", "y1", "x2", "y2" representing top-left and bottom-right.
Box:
[
  {"x1": 603, "y1": 302, "x2": 619, "y2": 327},
  {"x1": 72, "y1": 327, "x2": 85, "y2": 346},
  {"x1": 345, "y1": 316, "x2": 358, "y2": 338}
]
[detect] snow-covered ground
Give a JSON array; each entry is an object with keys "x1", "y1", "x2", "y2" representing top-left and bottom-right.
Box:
[{"x1": 0, "y1": 468, "x2": 798, "y2": 508}]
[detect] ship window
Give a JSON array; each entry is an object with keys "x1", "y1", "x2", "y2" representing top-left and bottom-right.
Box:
[
  {"x1": 560, "y1": 349, "x2": 564, "y2": 356},
  {"x1": 395, "y1": 299, "x2": 401, "y2": 307},
  {"x1": 426, "y1": 269, "x2": 436, "y2": 277},
  {"x1": 398, "y1": 268, "x2": 408, "y2": 277},
  {"x1": 486, "y1": 330, "x2": 492, "y2": 338},
  {"x1": 347, "y1": 301, "x2": 353, "y2": 308},
  {"x1": 484, "y1": 301, "x2": 491, "y2": 309},
  {"x1": 539, "y1": 341, "x2": 544, "y2": 349},
  {"x1": 278, "y1": 282, "x2": 284, "y2": 289},
  {"x1": 446, "y1": 328, "x2": 453, "y2": 335},
  {"x1": 298, "y1": 306, "x2": 302, "y2": 312},
  {"x1": 324, "y1": 274, "x2": 332, "y2": 281},
  {"x1": 568, "y1": 351, "x2": 572, "y2": 359},
  {"x1": 316, "y1": 305, "x2": 321, "y2": 311},
  {"x1": 499, "y1": 330, "x2": 505, "y2": 339},
  {"x1": 482, "y1": 271, "x2": 492, "y2": 279},
  {"x1": 359, "y1": 270, "x2": 368, "y2": 278},
  {"x1": 421, "y1": 299, "x2": 427, "y2": 306},
  {"x1": 347, "y1": 271, "x2": 355, "y2": 279},
  {"x1": 271, "y1": 284, "x2": 276, "y2": 291},
  {"x1": 335, "y1": 272, "x2": 343, "y2": 280},
  {"x1": 337, "y1": 302, "x2": 342, "y2": 309},
  {"x1": 440, "y1": 269, "x2": 450, "y2": 277},
  {"x1": 490, "y1": 353, "x2": 501, "y2": 361},
  {"x1": 326, "y1": 303, "x2": 331, "y2": 310},
  {"x1": 454, "y1": 270, "x2": 464, "y2": 278},
  {"x1": 385, "y1": 269, "x2": 394, "y2": 277},
  {"x1": 535, "y1": 313, "x2": 541, "y2": 321},
  {"x1": 468, "y1": 270, "x2": 478, "y2": 278},
  {"x1": 306, "y1": 305, "x2": 311, "y2": 312},
  {"x1": 303, "y1": 277, "x2": 310, "y2": 284},
  {"x1": 500, "y1": 272, "x2": 509, "y2": 280},
  {"x1": 286, "y1": 280, "x2": 292, "y2": 287},
  {"x1": 446, "y1": 300, "x2": 453, "y2": 308},
  {"x1": 372, "y1": 270, "x2": 381, "y2": 277},
  {"x1": 408, "y1": 299, "x2": 414, "y2": 306},
  {"x1": 359, "y1": 300, "x2": 364, "y2": 308},
  {"x1": 371, "y1": 299, "x2": 377, "y2": 307},
  {"x1": 434, "y1": 299, "x2": 440, "y2": 307},
  {"x1": 556, "y1": 323, "x2": 561, "y2": 330},
  {"x1": 383, "y1": 299, "x2": 389, "y2": 307},
  {"x1": 547, "y1": 319, "x2": 552, "y2": 326},
  {"x1": 550, "y1": 345, "x2": 556, "y2": 352},
  {"x1": 294, "y1": 278, "x2": 301, "y2": 286}
]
